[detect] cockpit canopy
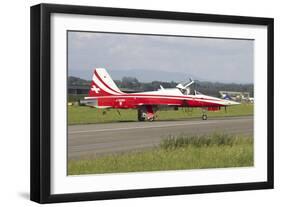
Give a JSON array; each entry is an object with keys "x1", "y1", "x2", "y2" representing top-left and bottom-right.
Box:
[
  {"x1": 158, "y1": 79, "x2": 203, "y2": 96},
  {"x1": 178, "y1": 88, "x2": 204, "y2": 96},
  {"x1": 176, "y1": 79, "x2": 194, "y2": 95}
]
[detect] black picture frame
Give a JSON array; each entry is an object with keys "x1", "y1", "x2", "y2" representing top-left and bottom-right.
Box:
[{"x1": 30, "y1": 3, "x2": 274, "y2": 204}]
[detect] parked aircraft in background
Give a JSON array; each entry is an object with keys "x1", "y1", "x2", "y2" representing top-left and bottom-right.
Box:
[{"x1": 84, "y1": 68, "x2": 240, "y2": 121}]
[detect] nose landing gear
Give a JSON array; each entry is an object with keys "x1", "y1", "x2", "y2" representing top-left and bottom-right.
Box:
[
  {"x1": 201, "y1": 108, "x2": 208, "y2": 120},
  {"x1": 202, "y1": 114, "x2": 207, "y2": 120}
]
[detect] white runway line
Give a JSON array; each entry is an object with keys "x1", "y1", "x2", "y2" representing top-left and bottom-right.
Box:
[{"x1": 69, "y1": 121, "x2": 219, "y2": 134}]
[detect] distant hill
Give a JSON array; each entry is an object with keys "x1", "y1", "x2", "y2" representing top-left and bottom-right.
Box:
[
  {"x1": 69, "y1": 69, "x2": 198, "y2": 83},
  {"x1": 107, "y1": 69, "x2": 197, "y2": 83},
  {"x1": 194, "y1": 81, "x2": 254, "y2": 97},
  {"x1": 68, "y1": 76, "x2": 91, "y2": 86}
]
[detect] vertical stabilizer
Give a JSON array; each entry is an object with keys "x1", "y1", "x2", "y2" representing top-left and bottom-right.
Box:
[{"x1": 88, "y1": 68, "x2": 124, "y2": 97}]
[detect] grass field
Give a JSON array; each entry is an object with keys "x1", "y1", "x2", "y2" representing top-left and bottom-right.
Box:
[
  {"x1": 68, "y1": 104, "x2": 253, "y2": 125},
  {"x1": 68, "y1": 133, "x2": 253, "y2": 175}
]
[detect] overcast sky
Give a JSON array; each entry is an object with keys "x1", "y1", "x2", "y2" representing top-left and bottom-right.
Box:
[{"x1": 68, "y1": 31, "x2": 254, "y2": 83}]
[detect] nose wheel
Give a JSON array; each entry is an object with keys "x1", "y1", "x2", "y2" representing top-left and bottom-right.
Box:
[
  {"x1": 202, "y1": 114, "x2": 207, "y2": 120},
  {"x1": 201, "y1": 108, "x2": 208, "y2": 120}
]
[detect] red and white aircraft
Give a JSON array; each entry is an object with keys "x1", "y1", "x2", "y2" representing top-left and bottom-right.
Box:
[{"x1": 84, "y1": 68, "x2": 239, "y2": 121}]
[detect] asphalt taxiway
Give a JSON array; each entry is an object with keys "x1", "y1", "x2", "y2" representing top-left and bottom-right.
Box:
[{"x1": 68, "y1": 116, "x2": 253, "y2": 160}]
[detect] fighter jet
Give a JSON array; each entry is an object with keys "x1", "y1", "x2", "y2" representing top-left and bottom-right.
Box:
[{"x1": 84, "y1": 68, "x2": 239, "y2": 121}]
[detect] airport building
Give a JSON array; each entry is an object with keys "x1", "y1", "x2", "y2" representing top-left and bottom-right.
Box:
[
  {"x1": 219, "y1": 91, "x2": 254, "y2": 103},
  {"x1": 68, "y1": 85, "x2": 89, "y2": 95}
]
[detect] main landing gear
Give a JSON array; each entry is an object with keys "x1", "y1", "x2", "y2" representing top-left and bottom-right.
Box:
[
  {"x1": 138, "y1": 109, "x2": 146, "y2": 121},
  {"x1": 138, "y1": 106, "x2": 156, "y2": 121}
]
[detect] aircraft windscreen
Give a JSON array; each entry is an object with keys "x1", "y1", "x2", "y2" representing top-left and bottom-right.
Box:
[{"x1": 194, "y1": 90, "x2": 204, "y2": 95}]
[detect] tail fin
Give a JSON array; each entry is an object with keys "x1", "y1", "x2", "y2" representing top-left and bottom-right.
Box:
[{"x1": 88, "y1": 68, "x2": 124, "y2": 97}]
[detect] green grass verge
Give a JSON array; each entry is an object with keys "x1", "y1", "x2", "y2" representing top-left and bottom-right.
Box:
[
  {"x1": 68, "y1": 133, "x2": 253, "y2": 175},
  {"x1": 68, "y1": 104, "x2": 253, "y2": 125}
]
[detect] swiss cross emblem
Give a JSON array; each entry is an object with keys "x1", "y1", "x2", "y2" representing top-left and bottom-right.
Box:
[{"x1": 91, "y1": 85, "x2": 100, "y2": 93}]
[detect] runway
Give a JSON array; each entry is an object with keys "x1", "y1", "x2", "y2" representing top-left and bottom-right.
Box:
[{"x1": 68, "y1": 116, "x2": 253, "y2": 160}]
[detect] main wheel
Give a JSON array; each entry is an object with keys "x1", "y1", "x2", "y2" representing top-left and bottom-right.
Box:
[
  {"x1": 137, "y1": 109, "x2": 145, "y2": 121},
  {"x1": 148, "y1": 117, "x2": 155, "y2": 122},
  {"x1": 202, "y1": 114, "x2": 207, "y2": 120}
]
